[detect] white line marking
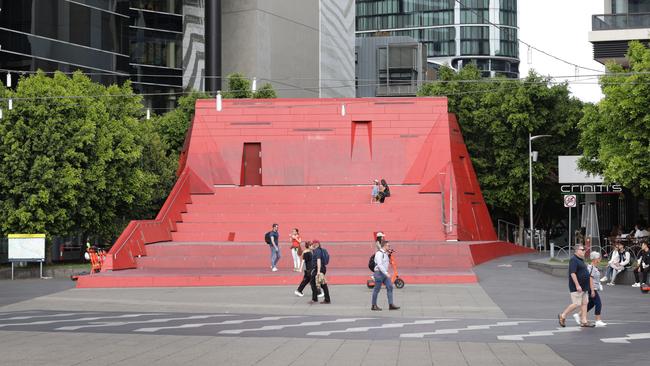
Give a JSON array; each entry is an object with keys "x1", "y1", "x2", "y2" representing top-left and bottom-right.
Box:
[
  {"x1": 55, "y1": 314, "x2": 233, "y2": 331},
  {"x1": 134, "y1": 316, "x2": 303, "y2": 333},
  {"x1": 0, "y1": 314, "x2": 160, "y2": 328},
  {"x1": 498, "y1": 327, "x2": 581, "y2": 341},
  {"x1": 0, "y1": 313, "x2": 93, "y2": 321},
  {"x1": 601, "y1": 333, "x2": 650, "y2": 344},
  {"x1": 219, "y1": 318, "x2": 375, "y2": 335},
  {"x1": 307, "y1": 319, "x2": 456, "y2": 336},
  {"x1": 401, "y1": 321, "x2": 537, "y2": 338}
]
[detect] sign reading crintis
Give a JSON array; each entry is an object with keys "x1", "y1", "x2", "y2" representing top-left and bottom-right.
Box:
[{"x1": 560, "y1": 184, "x2": 623, "y2": 194}]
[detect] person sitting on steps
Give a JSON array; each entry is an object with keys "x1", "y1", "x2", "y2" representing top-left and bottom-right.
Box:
[{"x1": 601, "y1": 242, "x2": 631, "y2": 286}]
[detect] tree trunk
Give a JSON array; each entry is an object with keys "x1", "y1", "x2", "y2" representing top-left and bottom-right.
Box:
[{"x1": 517, "y1": 215, "x2": 525, "y2": 246}]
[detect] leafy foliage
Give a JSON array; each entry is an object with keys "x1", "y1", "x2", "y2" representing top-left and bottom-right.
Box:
[
  {"x1": 0, "y1": 71, "x2": 174, "y2": 239},
  {"x1": 578, "y1": 41, "x2": 650, "y2": 196},
  {"x1": 419, "y1": 66, "x2": 583, "y2": 227}
]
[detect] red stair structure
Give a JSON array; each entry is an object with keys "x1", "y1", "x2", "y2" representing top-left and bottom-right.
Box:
[{"x1": 77, "y1": 97, "x2": 532, "y2": 288}]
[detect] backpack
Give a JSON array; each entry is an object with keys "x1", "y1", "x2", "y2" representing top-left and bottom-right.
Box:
[
  {"x1": 264, "y1": 231, "x2": 272, "y2": 244},
  {"x1": 321, "y1": 248, "x2": 330, "y2": 266},
  {"x1": 368, "y1": 253, "x2": 376, "y2": 272}
]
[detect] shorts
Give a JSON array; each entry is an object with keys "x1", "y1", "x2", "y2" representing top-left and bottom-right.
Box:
[{"x1": 570, "y1": 291, "x2": 588, "y2": 306}]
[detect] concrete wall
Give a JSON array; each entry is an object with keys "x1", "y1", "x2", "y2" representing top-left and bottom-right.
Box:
[
  {"x1": 319, "y1": 0, "x2": 356, "y2": 98},
  {"x1": 182, "y1": 0, "x2": 205, "y2": 91},
  {"x1": 221, "y1": 0, "x2": 354, "y2": 98},
  {"x1": 222, "y1": 0, "x2": 320, "y2": 98}
]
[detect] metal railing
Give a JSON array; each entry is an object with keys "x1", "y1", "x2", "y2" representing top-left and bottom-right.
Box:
[
  {"x1": 592, "y1": 13, "x2": 650, "y2": 30},
  {"x1": 376, "y1": 84, "x2": 419, "y2": 96},
  {"x1": 497, "y1": 219, "x2": 520, "y2": 244}
]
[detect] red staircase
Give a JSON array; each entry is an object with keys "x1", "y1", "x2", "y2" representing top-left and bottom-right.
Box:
[
  {"x1": 171, "y1": 185, "x2": 444, "y2": 242},
  {"x1": 77, "y1": 97, "x2": 535, "y2": 289}
]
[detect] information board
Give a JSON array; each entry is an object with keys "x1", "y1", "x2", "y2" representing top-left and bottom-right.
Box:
[{"x1": 8, "y1": 234, "x2": 45, "y2": 261}]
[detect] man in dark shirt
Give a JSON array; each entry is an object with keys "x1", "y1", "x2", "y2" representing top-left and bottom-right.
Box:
[
  {"x1": 266, "y1": 223, "x2": 280, "y2": 272},
  {"x1": 309, "y1": 240, "x2": 331, "y2": 304},
  {"x1": 558, "y1": 246, "x2": 594, "y2": 327}
]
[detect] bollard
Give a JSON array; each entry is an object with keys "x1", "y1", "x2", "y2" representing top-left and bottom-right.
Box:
[{"x1": 550, "y1": 241, "x2": 554, "y2": 259}]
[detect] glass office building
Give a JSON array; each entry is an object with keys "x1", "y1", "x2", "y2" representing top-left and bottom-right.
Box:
[
  {"x1": 0, "y1": 0, "x2": 185, "y2": 111},
  {"x1": 356, "y1": 0, "x2": 520, "y2": 78}
]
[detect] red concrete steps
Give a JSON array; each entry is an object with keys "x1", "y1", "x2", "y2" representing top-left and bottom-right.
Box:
[
  {"x1": 135, "y1": 242, "x2": 475, "y2": 271},
  {"x1": 76, "y1": 268, "x2": 479, "y2": 288},
  {"x1": 170, "y1": 231, "x2": 444, "y2": 242}
]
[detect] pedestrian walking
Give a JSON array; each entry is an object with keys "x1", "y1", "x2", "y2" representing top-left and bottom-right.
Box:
[
  {"x1": 309, "y1": 240, "x2": 331, "y2": 304},
  {"x1": 290, "y1": 228, "x2": 302, "y2": 272},
  {"x1": 558, "y1": 245, "x2": 594, "y2": 327},
  {"x1": 371, "y1": 240, "x2": 400, "y2": 311},
  {"x1": 265, "y1": 223, "x2": 280, "y2": 272},
  {"x1": 294, "y1": 241, "x2": 313, "y2": 297},
  {"x1": 573, "y1": 251, "x2": 607, "y2": 327}
]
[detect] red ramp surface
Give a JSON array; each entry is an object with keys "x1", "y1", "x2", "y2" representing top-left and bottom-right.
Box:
[{"x1": 81, "y1": 98, "x2": 529, "y2": 288}]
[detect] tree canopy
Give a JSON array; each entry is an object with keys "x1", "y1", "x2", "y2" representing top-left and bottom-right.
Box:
[
  {"x1": 578, "y1": 41, "x2": 650, "y2": 197},
  {"x1": 419, "y1": 66, "x2": 583, "y2": 228},
  {"x1": 0, "y1": 71, "x2": 174, "y2": 239}
]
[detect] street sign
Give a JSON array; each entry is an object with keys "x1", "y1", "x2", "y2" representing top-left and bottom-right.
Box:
[{"x1": 564, "y1": 194, "x2": 577, "y2": 208}]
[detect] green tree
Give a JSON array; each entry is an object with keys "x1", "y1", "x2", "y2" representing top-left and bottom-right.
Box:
[
  {"x1": 419, "y1": 66, "x2": 583, "y2": 238},
  {"x1": 224, "y1": 72, "x2": 252, "y2": 98},
  {"x1": 253, "y1": 83, "x2": 277, "y2": 99},
  {"x1": 578, "y1": 41, "x2": 650, "y2": 196},
  {"x1": 0, "y1": 71, "x2": 173, "y2": 240},
  {"x1": 153, "y1": 91, "x2": 210, "y2": 157}
]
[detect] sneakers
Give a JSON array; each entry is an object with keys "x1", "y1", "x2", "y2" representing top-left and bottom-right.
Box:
[
  {"x1": 572, "y1": 313, "x2": 581, "y2": 325},
  {"x1": 294, "y1": 290, "x2": 304, "y2": 297},
  {"x1": 595, "y1": 320, "x2": 607, "y2": 327},
  {"x1": 606, "y1": 282, "x2": 615, "y2": 286},
  {"x1": 632, "y1": 282, "x2": 641, "y2": 288},
  {"x1": 317, "y1": 290, "x2": 325, "y2": 298},
  {"x1": 600, "y1": 276, "x2": 608, "y2": 282},
  {"x1": 272, "y1": 267, "x2": 278, "y2": 272}
]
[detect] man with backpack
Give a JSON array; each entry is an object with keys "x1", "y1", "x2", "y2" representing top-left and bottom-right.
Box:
[
  {"x1": 265, "y1": 223, "x2": 280, "y2": 272},
  {"x1": 309, "y1": 240, "x2": 331, "y2": 304},
  {"x1": 371, "y1": 240, "x2": 400, "y2": 311}
]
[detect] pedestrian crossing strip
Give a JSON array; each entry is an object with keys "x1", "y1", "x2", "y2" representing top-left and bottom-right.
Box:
[{"x1": 0, "y1": 310, "x2": 648, "y2": 344}]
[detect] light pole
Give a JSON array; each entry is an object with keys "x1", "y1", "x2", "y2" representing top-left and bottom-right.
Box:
[{"x1": 529, "y1": 133, "x2": 551, "y2": 249}]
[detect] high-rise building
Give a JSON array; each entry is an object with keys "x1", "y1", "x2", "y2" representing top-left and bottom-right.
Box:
[
  {"x1": 355, "y1": 0, "x2": 519, "y2": 78},
  {"x1": 0, "y1": 0, "x2": 355, "y2": 111},
  {"x1": 589, "y1": 0, "x2": 650, "y2": 66}
]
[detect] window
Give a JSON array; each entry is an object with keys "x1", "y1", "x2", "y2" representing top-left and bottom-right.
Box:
[{"x1": 460, "y1": 26, "x2": 490, "y2": 55}]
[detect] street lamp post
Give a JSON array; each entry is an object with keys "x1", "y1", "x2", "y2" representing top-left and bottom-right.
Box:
[{"x1": 529, "y1": 133, "x2": 551, "y2": 249}]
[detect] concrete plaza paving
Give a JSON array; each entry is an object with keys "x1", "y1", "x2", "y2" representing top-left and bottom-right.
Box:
[{"x1": 1, "y1": 253, "x2": 649, "y2": 365}]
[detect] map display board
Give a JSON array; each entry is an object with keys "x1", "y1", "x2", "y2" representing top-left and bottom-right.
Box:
[{"x1": 8, "y1": 234, "x2": 45, "y2": 261}]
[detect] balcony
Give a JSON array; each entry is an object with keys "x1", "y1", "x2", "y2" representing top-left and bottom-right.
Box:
[
  {"x1": 592, "y1": 13, "x2": 650, "y2": 31},
  {"x1": 376, "y1": 83, "x2": 419, "y2": 97}
]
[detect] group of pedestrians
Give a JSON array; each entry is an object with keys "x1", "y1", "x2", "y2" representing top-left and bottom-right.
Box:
[
  {"x1": 558, "y1": 245, "x2": 606, "y2": 328},
  {"x1": 265, "y1": 224, "x2": 399, "y2": 309}
]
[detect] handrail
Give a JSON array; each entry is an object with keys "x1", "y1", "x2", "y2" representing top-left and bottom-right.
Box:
[{"x1": 103, "y1": 167, "x2": 210, "y2": 271}]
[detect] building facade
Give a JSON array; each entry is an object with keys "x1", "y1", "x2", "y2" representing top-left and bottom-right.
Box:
[
  {"x1": 355, "y1": 36, "x2": 428, "y2": 97},
  {"x1": 589, "y1": 0, "x2": 650, "y2": 66},
  {"x1": 355, "y1": 0, "x2": 519, "y2": 78},
  {"x1": 0, "y1": 0, "x2": 355, "y2": 111}
]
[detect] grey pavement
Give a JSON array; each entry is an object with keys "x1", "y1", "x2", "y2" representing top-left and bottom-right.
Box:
[{"x1": 1, "y1": 253, "x2": 649, "y2": 365}]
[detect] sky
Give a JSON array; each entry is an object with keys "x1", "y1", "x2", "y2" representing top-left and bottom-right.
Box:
[{"x1": 518, "y1": 0, "x2": 605, "y2": 103}]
